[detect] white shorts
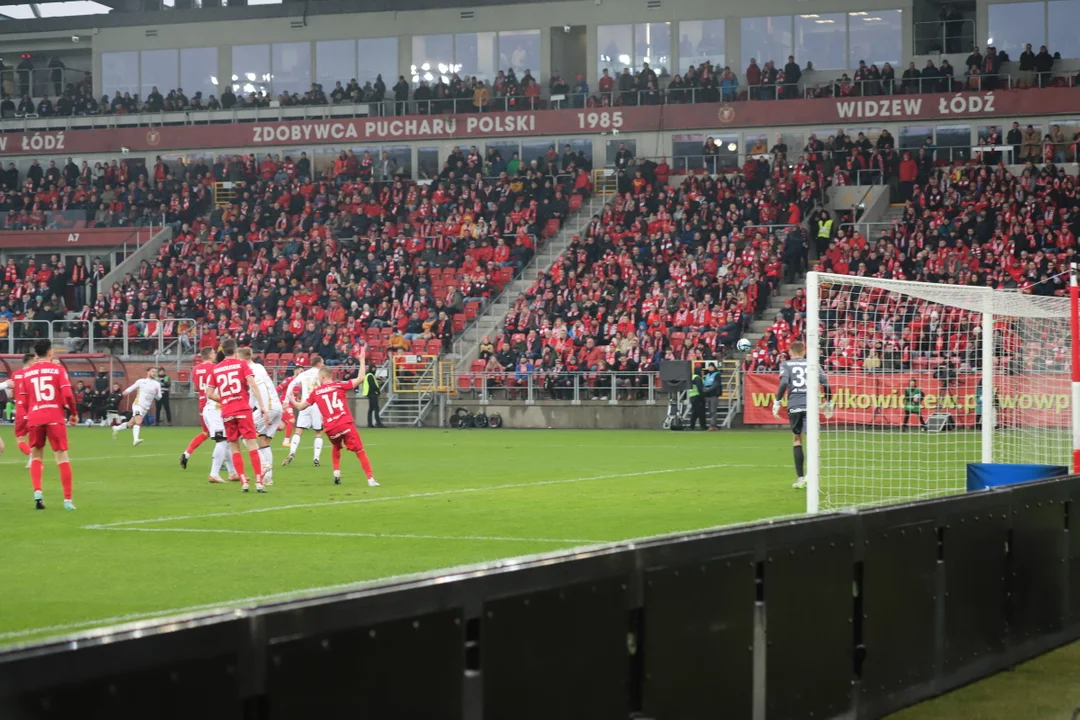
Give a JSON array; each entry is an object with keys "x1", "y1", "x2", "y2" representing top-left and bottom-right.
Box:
[
  {"x1": 254, "y1": 405, "x2": 284, "y2": 439},
  {"x1": 202, "y1": 405, "x2": 225, "y2": 436},
  {"x1": 297, "y1": 404, "x2": 323, "y2": 431},
  {"x1": 132, "y1": 404, "x2": 152, "y2": 417}
]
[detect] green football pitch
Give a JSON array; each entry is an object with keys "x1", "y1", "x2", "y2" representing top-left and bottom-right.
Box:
[{"x1": 0, "y1": 426, "x2": 809, "y2": 646}]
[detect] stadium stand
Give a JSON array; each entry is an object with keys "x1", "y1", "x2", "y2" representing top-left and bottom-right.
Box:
[{"x1": 0, "y1": 148, "x2": 584, "y2": 360}]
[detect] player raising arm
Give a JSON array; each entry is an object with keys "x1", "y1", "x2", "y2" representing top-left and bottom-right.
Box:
[
  {"x1": 773, "y1": 341, "x2": 833, "y2": 490},
  {"x1": 292, "y1": 350, "x2": 379, "y2": 488},
  {"x1": 112, "y1": 367, "x2": 163, "y2": 446},
  {"x1": 207, "y1": 339, "x2": 269, "y2": 492},
  {"x1": 19, "y1": 339, "x2": 79, "y2": 510}
]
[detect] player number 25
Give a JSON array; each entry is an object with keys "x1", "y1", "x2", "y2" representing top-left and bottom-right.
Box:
[
  {"x1": 31, "y1": 376, "x2": 55, "y2": 401},
  {"x1": 217, "y1": 370, "x2": 242, "y2": 396}
]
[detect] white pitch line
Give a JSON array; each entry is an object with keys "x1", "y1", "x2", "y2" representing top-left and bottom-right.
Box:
[
  {"x1": 88, "y1": 526, "x2": 604, "y2": 544},
  {"x1": 85, "y1": 463, "x2": 781, "y2": 529}
]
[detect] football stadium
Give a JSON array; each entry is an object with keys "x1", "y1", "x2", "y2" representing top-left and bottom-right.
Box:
[{"x1": 0, "y1": 0, "x2": 1080, "y2": 715}]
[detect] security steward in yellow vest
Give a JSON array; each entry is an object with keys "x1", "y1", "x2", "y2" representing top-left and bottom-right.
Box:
[
  {"x1": 688, "y1": 370, "x2": 707, "y2": 430},
  {"x1": 362, "y1": 369, "x2": 386, "y2": 428}
]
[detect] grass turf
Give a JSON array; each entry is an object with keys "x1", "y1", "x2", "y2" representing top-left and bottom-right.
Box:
[{"x1": 0, "y1": 426, "x2": 806, "y2": 646}]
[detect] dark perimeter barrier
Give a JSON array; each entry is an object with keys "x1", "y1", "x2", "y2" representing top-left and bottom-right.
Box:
[{"x1": 1, "y1": 475, "x2": 1079, "y2": 719}]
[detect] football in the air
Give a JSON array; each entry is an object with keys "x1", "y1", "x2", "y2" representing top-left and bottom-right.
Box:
[{"x1": 736, "y1": 338, "x2": 752, "y2": 352}]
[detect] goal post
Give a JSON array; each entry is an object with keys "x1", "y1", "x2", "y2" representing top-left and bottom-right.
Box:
[{"x1": 805, "y1": 271, "x2": 1078, "y2": 513}]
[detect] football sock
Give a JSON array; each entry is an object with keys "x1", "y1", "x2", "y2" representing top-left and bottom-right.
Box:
[
  {"x1": 232, "y1": 452, "x2": 247, "y2": 480},
  {"x1": 313, "y1": 437, "x2": 323, "y2": 461},
  {"x1": 185, "y1": 432, "x2": 208, "y2": 455},
  {"x1": 114, "y1": 424, "x2": 127, "y2": 431},
  {"x1": 17, "y1": 441, "x2": 30, "y2": 456},
  {"x1": 289, "y1": 433, "x2": 301, "y2": 455},
  {"x1": 30, "y1": 459, "x2": 43, "y2": 492},
  {"x1": 284, "y1": 422, "x2": 294, "y2": 437},
  {"x1": 132, "y1": 425, "x2": 141, "y2": 443},
  {"x1": 357, "y1": 449, "x2": 374, "y2": 480},
  {"x1": 58, "y1": 461, "x2": 73, "y2": 501},
  {"x1": 331, "y1": 444, "x2": 342, "y2": 472},
  {"x1": 210, "y1": 441, "x2": 227, "y2": 476},
  {"x1": 259, "y1": 446, "x2": 272, "y2": 471},
  {"x1": 248, "y1": 449, "x2": 263, "y2": 479},
  {"x1": 793, "y1": 445, "x2": 805, "y2": 477}
]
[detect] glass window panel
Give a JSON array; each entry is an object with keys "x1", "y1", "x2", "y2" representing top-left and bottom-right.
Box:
[
  {"x1": 499, "y1": 30, "x2": 540, "y2": 77},
  {"x1": 140, "y1": 49, "x2": 178, "y2": 99},
  {"x1": 382, "y1": 146, "x2": 412, "y2": 179},
  {"x1": 316, "y1": 40, "x2": 355, "y2": 95},
  {"x1": 795, "y1": 13, "x2": 846, "y2": 70},
  {"x1": 412, "y1": 34, "x2": 453, "y2": 85},
  {"x1": 180, "y1": 47, "x2": 218, "y2": 102},
  {"x1": 935, "y1": 124, "x2": 972, "y2": 162},
  {"x1": 272, "y1": 42, "x2": 311, "y2": 96},
  {"x1": 710, "y1": 134, "x2": 740, "y2": 170},
  {"x1": 598, "y1": 24, "x2": 634, "y2": 78},
  {"x1": 673, "y1": 133, "x2": 706, "y2": 171},
  {"x1": 848, "y1": 10, "x2": 902, "y2": 68},
  {"x1": 1048, "y1": 1, "x2": 1080, "y2": 61},
  {"x1": 456, "y1": 32, "x2": 498, "y2": 82},
  {"x1": 358, "y1": 37, "x2": 398, "y2": 89},
  {"x1": 605, "y1": 138, "x2": 636, "y2": 167},
  {"x1": 417, "y1": 147, "x2": 439, "y2": 181},
  {"x1": 986, "y1": 3, "x2": 1045, "y2": 60},
  {"x1": 522, "y1": 140, "x2": 554, "y2": 168},
  {"x1": 899, "y1": 125, "x2": 933, "y2": 149},
  {"x1": 232, "y1": 44, "x2": 271, "y2": 95},
  {"x1": 635, "y1": 22, "x2": 671, "y2": 77},
  {"x1": 740, "y1": 16, "x2": 792, "y2": 71},
  {"x1": 564, "y1": 139, "x2": 592, "y2": 163},
  {"x1": 678, "y1": 19, "x2": 725, "y2": 73},
  {"x1": 102, "y1": 51, "x2": 139, "y2": 99}
]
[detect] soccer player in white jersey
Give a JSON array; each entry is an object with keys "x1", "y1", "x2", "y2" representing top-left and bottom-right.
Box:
[
  {"x1": 112, "y1": 367, "x2": 163, "y2": 446},
  {"x1": 238, "y1": 348, "x2": 283, "y2": 485},
  {"x1": 282, "y1": 354, "x2": 326, "y2": 467}
]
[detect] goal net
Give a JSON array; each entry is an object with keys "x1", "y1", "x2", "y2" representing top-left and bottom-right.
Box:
[{"x1": 805, "y1": 271, "x2": 1078, "y2": 513}]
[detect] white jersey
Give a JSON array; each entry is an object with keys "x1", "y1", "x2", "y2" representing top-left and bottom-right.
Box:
[
  {"x1": 249, "y1": 362, "x2": 282, "y2": 411},
  {"x1": 126, "y1": 378, "x2": 162, "y2": 410},
  {"x1": 287, "y1": 367, "x2": 322, "y2": 406}
]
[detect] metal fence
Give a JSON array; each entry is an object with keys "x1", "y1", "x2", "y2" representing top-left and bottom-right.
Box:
[
  {"x1": 458, "y1": 370, "x2": 663, "y2": 404},
  {"x1": 0, "y1": 317, "x2": 197, "y2": 358}
]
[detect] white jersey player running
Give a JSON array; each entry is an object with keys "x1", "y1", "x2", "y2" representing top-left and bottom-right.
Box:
[
  {"x1": 112, "y1": 368, "x2": 163, "y2": 446},
  {"x1": 282, "y1": 354, "x2": 326, "y2": 467},
  {"x1": 238, "y1": 348, "x2": 283, "y2": 485}
]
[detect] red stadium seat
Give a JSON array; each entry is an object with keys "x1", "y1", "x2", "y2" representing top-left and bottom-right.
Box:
[
  {"x1": 465, "y1": 303, "x2": 479, "y2": 320},
  {"x1": 177, "y1": 370, "x2": 190, "y2": 382},
  {"x1": 279, "y1": 353, "x2": 294, "y2": 366},
  {"x1": 457, "y1": 375, "x2": 476, "y2": 395},
  {"x1": 670, "y1": 332, "x2": 685, "y2": 350},
  {"x1": 453, "y1": 313, "x2": 466, "y2": 333},
  {"x1": 264, "y1": 353, "x2": 280, "y2": 367},
  {"x1": 470, "y1": 359, "x2": 486, "y2": 372},
  {"x1": 569, "y1": 194, "x2": 583, "y2": 211},
  {"x1": 544, "y1": 218, "x2": 560, "y2": 237}
]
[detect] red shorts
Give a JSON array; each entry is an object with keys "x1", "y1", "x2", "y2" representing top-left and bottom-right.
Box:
[
  {"x1": 14, "y1": 410, "x2": 27, "y2": 438},
  {"x1": 223, "y1": 411, "x2": 257, "y2": 442},
  {"x1": 28, "y1": 423, "x2": 69, "y2": 451},
  {"x1": 282, "y1": 405, "x2": 295, "y2": 424},
  {"x1": 327, "y1": 425, "x2": 363, "y2": 453}
]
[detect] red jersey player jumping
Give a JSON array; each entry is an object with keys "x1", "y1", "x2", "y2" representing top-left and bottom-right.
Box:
[
  {"x1": 19, "y1": 339, "x2": 78, "y2": 510},
  {"x1": 180, "y1": 346, "x2": 218, "y2": 469},
  {"x1": 292, "y1": 349, "x2": 380, "y2": 487},
  {"x1": 206, "y1": 338, "x2": 269, "y2": 493}
]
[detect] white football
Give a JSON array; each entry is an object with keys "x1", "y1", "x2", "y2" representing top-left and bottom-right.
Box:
[{"x1": 736, "y1": 338, "x2": 752, "y2": 352}]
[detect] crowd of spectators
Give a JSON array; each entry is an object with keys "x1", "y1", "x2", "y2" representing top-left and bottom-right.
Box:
[
  {"x1": 463, "y1": 154, "x2": 821, "y2": 398},
  {"x1": 0, "y1": 144, "x2": 590, "y2": 361},
  {"x1": 744, "y1": 159, "x2": 1079, "y2": 374}
]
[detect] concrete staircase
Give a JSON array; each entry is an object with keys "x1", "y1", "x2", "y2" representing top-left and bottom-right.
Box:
[
  {"x1": 880, "y1": 203, "x2": 906, "y2": 224},
  {"x1": 451, "y1": 194, "x2": 607, "y2": 371},
  {"x1": 743, "y1": 277, "x2": 804, "y2": 345}
]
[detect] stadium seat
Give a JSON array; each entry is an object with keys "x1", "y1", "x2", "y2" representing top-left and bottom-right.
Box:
[
  {"x1": 470, "y1": 359, "x2": 487, "y2": 372},
  {"x1": 279, "y1": 353, "x2": 295, "y2": 366},
  {"x1": 465, "y1": 303, "x2": 479, "y2": 320},
  {"x1": 264, "y1": 353, "x2": 280, "y2": 367},
  {"x1": 177, "y1": 370, "x2": 190, "y2": 382},
  {"x1": 453, "y1": 314, "x2": 466, "y2": 333}
]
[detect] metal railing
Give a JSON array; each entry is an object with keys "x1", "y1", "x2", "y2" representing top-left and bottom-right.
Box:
[
  {"x1": 912, "y1": 18, "x2": 976, "y2": 55},
  {"x1": 0, "y1": 317, "x2": 198, "y2": 357},
  {"x1": 459, "y1": 370, "x2": 662, "y2": 405}
]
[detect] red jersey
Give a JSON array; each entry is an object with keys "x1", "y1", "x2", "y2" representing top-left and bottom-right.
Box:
[
  {"x1": 19, "y1": 361, "x2": 77, "y2": 425},
  {"x1": 304, "y1": 381, "x2": 355, "y2": 431},
  {"x1": 211, "y1": 357, "x2": 254, "y2": 416},
  {"x1": 11, "y1": 367, "x2": 26, "y2": 411},
  {"x1": 277, "y1": 376, "x2": 298, "y2": 403},
  {"x1": 193, "y1": 361, "x2": 215, "y2": 411}
]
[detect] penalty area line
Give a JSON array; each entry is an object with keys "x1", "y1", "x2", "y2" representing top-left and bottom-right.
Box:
[
  {"x1": 85, "y1": 526, "x2": 607, "y2": 544},
  {"x1": 86, "y1": 463, "x2": 784, "y2": 529}
]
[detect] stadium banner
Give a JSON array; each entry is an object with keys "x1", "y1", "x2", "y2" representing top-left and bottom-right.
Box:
[
  {"x1": 743, "y1": 372, "x2": 1072, "y2": 428},
  {"x1": 0, "y1": 88, "x2": 1076, "y2": 157},
  {"x1": 0, "y1": 228, "x2": 140, "y2": 248}
]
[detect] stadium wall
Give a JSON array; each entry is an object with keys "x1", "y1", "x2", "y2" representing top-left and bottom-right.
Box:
[{"x1": 2, "y1": 474, "x2": 1077, "y2": 719}]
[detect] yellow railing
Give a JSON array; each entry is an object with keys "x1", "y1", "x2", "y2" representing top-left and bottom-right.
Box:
[{"x1": 391, "y1": 354, "x2": 456, "y2": 394}]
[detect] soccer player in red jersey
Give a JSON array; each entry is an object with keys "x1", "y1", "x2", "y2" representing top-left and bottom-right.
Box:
[
  {"x1": 206, "y1": 339, "x2": 269, "y2": 493},
  {"x1": 19, "y1": 340, "x2": 78, "y2": 510},
  {"x1": 277, "y1": 367, "x2": 302, "y2": 448},
  {"x1": 180, "y1": 347, "x2": 217, "y2": 469},
  {"x1": 292, "y1": 349, "x2": 379, "y2": 487},
  {"x1": 2, "y1": 353, "x2": 37, "y2": 467}
]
